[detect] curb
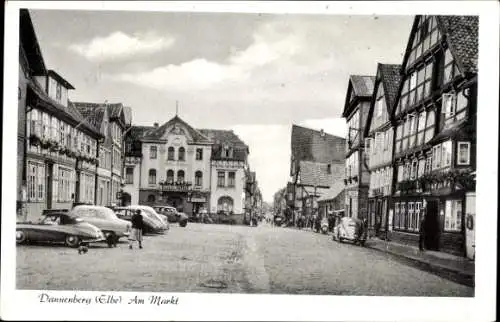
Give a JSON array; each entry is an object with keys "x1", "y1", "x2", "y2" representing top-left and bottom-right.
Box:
[{"x1": 365, "y1": 243, "x2": 475, "y2": 288}]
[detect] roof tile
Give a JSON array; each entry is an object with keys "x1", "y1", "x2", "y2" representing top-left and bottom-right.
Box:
[{"x1": 291, "y1": 125, "x2": 345, "y2": 164}]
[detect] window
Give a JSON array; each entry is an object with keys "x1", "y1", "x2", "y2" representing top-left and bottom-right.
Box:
[
  {"x1": 395, "y1": 125, "x2": 402, "y2": 154},
  {"x1": 217, "y1": 196, "x2": 234, "y2": 212},
  {"x1": 178, "y1": 147, "x2": 185, "y2": 161},
  {"x1": 56, "y1": 83, "x2": 62, "y2": 101},
  {"x1": 327, "y1": 164, "x2": 332, "y2": 174},
  {"x1": 177, "y1": 170, "x2": 185, "y2": 183},
  {"x1": 442, "y1": 141, "x2": 452, "y2": 167},
  {"x1": 424, "y1": 110, "x2": 435, "y2": 143},
  {"x1": 442, "y1": 48, "x2": 459, "y2": 85},
  {"x1": 147, "y1": 194, "x2": 156, "y2": 203},
  {"x1": 397, "y1": 165, "x2": 404, "y2": 182},
  {"x1": 442, "y1": 91, "x2": 468, "y2": 126},
  {"x1": 217, "y1": 171, "x2": 225, "y2": 187},
  {"x1": 432, "y1": 145, "x2": 441, "y2": 169},
  {"x1": 410, "y1": 160, "x2": 418, "y2": 180},
  {"x1": 418, "y1": 159, "x2": 426, "y2": 178},
  {"x1": 425, "y1": 156, "x2": 432, "y2": 174},
  {"x1": 415, "y1": 202, "x2": 422, "y2": 232},
  {"x1": 228, "y1": 172, "x2": 236, "y2": 187},
  {"x1": 167, "y1": 147, "x2": 175, "y2": 160},
  {"x1": 165, "y1": 170, "x2": 174, "y2": 184},
  {"x1": 148, "y1": 169, "x2": 157, "y2": 184},
  {"x1": 417, "y1": 110, "x2": 426, "y2": 146},
  {"x1": 457, "y1": 142, "x2": 471, "y2": 165},
  {"x1": 394, "y1": 202, "x2": 400, "y2": 229},
  {"x1": 125, "y1": 167, "x2": 134, "y2": 184},
  {"x1": 150, "y1": 146, "x2": 157, "y2": 159},
  {"x1": 400, "y1": 202, "x2": 407, "y2": 230},
  {"x1": 196, "y1": 148, "x2": 203, "y2": 160},
  {"x1": 364, "y1": 138, "x2": 372, "y2": 156},
  {"x1": 195, "y1": 171, "x2": 203, "y2": 186},
  {"x1": 408, "y1": 202, "x2": 416, "y2": 231},
  {"x1": 444, "y1": 200, "x2": 463, "y2": 232}
]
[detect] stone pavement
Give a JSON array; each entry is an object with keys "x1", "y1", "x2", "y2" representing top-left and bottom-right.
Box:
[{"x1": 364, "y1": 237, "x2": 475, "y2": 287}]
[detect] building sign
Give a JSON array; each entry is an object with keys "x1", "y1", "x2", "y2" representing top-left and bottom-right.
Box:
[
  {"x1": 160, "y1": 182, "x2": 192, "y2": 192},
  {"x1": 191, "y1": 197, "x2": 206, "y2": 203}
]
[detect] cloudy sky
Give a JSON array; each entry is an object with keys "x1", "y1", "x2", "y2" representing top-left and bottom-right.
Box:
[{"x1": 29, "y1": 9, "x2": 413, "y2": 202}]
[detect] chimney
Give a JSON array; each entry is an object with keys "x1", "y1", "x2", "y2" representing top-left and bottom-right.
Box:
[
  {"x1": 154, "y1": 123, "x2": 159, "y2": 128},
  {"x1": 320, "y1": 129, "x2": 325, "y2": 137}
]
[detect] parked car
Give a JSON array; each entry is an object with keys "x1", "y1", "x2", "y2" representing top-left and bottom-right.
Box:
[
  {"x1": 154, "y1": 205, "x2": 189, "y2": 227},
  {"x1": 114, "y1": 205, "x2": 168, "y2": 234},
  {"x1": 332, "y1": 217, "x2": 367, "y2": 246},
  {"x1": 71, "y1": 205, "x2": 130, "y2": 244},
  {"x1": 16, "y1": 212, "x2": 105, "y2": 248}
]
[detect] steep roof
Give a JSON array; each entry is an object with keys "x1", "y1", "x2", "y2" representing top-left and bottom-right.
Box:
[
  {"x1": 317, "y1": 181, "x2": 345, "y2": 202},
  {"x1": 299, "y1": 161, "x2": 334, "y2": 188},
  {"x1": 198, "y1": 129, "x2": 247, "y2": 147},
  {"x1": 436, "y1": 15, "x2": 478, "y2": 74},
  {"x1": 378, "y1": 64, "x2": 402, "y2": 114},
  {"x1": 72, "y1": 102, "x2": 106, "y2": 129},
  {"x1": 142, "y1": 115, "x2": 212, "y2": 143},
  {"x1": 291, "y1": 124, "x2": 345, "y2": 164},
  {"x1": 19, "y1": 9, "x2": 46, "y2": 75},
  {"x1": 48, "y1": 70, "x2": 75, "y2": 89},
  {"x1": 350, "y1": 75, "x2": 376, "y2": 97}
]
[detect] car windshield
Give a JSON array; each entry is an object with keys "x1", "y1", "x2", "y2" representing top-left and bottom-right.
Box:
[{"x1": 142, "y1": 208, "x2": 161, "y2": 221}]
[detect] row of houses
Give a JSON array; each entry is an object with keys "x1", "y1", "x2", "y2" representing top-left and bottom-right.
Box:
[
  {"x1": 121, "y1": 115, "x2": 261, "y2": 223},
  {"x1": 342, "y1": 15, "x2": 477, "y2": 257},
  {"x1": 17, "y1": 9, "x2": 131, "y2": 222},
  {"x1": 282, "y1": 15, "x2": 477, "y2": 258}
]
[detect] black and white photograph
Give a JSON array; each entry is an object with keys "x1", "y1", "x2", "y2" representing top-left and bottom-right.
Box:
[{"x1": 1, "y1": 1, "x2": 498, "y2": 321}]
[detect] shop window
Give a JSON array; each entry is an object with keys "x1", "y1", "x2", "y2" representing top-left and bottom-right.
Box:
[
  {"x1": 457, "y1": 142, "x2": 471, "y2": 165},
  {"x1": 444, "y1": 200, "x2": 463, "y2": 232}
]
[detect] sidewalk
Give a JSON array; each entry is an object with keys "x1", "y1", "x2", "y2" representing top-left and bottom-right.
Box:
[{"x1": 365, "y1": 238, "x2": 475, "y2": 287}]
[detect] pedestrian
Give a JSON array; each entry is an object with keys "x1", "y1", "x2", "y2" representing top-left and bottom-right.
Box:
[
  {"x1": 129, "y1": 209, "x2": 144, "y2": 250},
  {"x1": 419, "y1": 217, "x2": 426, "y2": 252}
]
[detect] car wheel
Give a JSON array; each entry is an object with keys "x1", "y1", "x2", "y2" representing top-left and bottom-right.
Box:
[
  {"x1": 16, "y1": 230, "x2": 27, "y2": 244},
  {"x1": 179, "y1": 220, "x2": 187, "y2": 228},
  {"x1": 105, "y1": 232, "x2": 117, "y2": 248},
  {"x1": 65, "y1": 235, "x2": 80, "y2": 248}
]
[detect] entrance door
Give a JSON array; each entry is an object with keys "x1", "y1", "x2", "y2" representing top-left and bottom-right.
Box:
[
  {"x1": 46, "y1": 163, "x2": 53, "y2": 209},
  {"x1": 424, "y1": 200, "x2": 440, "y2": 250},
  {"x1": 376, "y1": 200, "x2": 383, "y2": 233},
  {"x1": 349, "y1": 197, "x2": 353, "y2": 218}
]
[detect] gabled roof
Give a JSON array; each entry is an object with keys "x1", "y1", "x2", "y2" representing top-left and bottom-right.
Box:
[
  {"x1": 299, "y1": 161, "x2": 334, "y2": 188},
  {"x1": 48, "y1": 70, "x2": 75, "y2": 89},
  {"x1": 364, "y1": 64, "x2": 402, "y2": 135},
  {"x1": 291, "y1": 124, "x2": 345, "y2": 164},
  {"x1": 198, "y1": 129, "x2": 246, "y2": 147},
  {"x1": 317, "y1": 181, "x2": 345, "y2": 202},
  {"x1": 378, "y1": 64, "x2": 402, "y2": 114},
  {"x1": 142, "y1": 115, "x2": 212, "y2": 143},
  {"x1": 401, "y1": 15, "x2": 478, "y2": 75},
  {"x1": 123, "y1": 106, "x2": 132, "y2": 126},
  {"x1": 72, "y1": 102, "x2": 106, "y2": 130},
  {"x1": 19, "y1": 9, "x2": 46, "y2": 75},
  {"x1": 342, "y1": 75, "x2": 376, "y2": 118},
  {"x1": 350, "y1": 75, "x2": 376, "y2": 97},
  {"x1": 436, "y1": 15, "x2": 478, "y2": 74}
]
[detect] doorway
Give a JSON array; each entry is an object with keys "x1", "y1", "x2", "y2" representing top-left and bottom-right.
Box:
[
  {"x1": 424, "y1": 199, "x2": 440, "y2": 250},
  {"x1": 349, "y1": 197, "x2": 353, "y2": 218}
]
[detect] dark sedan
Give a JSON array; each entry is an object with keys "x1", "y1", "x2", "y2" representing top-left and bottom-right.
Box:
[{"x1": 16, "y1": 212, "x2": 105, "y2": 248}]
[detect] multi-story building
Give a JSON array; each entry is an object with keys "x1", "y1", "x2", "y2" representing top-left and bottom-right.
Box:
[
  {"x1": 289, "y1": 125, "x2": 346, "y2": 225},
  {"x1": 364, "y1": 64, "x2": 402, "y2": 237},
  {"x1": 342, "y1": 75, "x2": 376, "y2": 220},
  {"x1": 390, "y1": 15, "x2": 477, "y2": 256},
  {"x1": 73, "y1": 102, "x2": 131, "y2": 206},
  {"x1": 19, "y1": 10, "x2": 103, "y2": 221},
  {"x1": 123, "y1": 115, "x2": 249, "y2": 217}
]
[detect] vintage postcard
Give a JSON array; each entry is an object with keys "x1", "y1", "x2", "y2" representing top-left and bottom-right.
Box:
[{"x1": 1, "y1": 1, "x2": 498, "y2": 321}]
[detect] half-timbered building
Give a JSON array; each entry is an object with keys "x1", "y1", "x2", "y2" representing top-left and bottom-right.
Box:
[{"x1": 390, "y1": 15, "x2": 477, "y2": 256}]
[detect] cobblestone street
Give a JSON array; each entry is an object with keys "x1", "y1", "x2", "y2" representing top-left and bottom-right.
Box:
[{"x1": 17, "y1": 223, "x2": 473, "y2": 296}]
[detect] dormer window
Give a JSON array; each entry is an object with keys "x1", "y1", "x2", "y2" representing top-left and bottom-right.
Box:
[
  {"x1": 56, "y1": 83, "x2": 62, "y2": 101},
  {"x1": 222, "y1": 144, "x2": 232, "y2": 158}
]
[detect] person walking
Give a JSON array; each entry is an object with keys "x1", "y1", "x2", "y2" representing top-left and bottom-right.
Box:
[
  {"x1": 129, "y1": 209, "x2": 144, "y2": 250},
  {"x1": 419, "y1": 216, "x2": 426, "y2": 252}
]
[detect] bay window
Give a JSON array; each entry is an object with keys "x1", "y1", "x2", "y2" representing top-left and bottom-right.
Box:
[
  {"x1": 442, "y1": 141, "x2": 452, "y2": 167},
  {"x1": 444, "y1": 200, "x2": 463, "y2": 232},
  {"x1": 457, "y1": 142, "x2": 471, "y2": 165}
]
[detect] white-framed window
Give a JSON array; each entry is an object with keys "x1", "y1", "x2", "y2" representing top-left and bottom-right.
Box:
[
  {"x1": 397, "y1": 165, "x2": 404, "y2": 182},
  {"x1": 149, "y1": 145, "x2": 157, "y2": 159},
  {"x1": 457, "y1": 142, "x2": 471, "y2": 165},
  {"x1": 408, "y1": 202, "x2": 416, "y2": 231},
  {"x1": 425, "y1": 155, "x2": 432, "y2": 174},
  {"x1": 442, "y1": 140, "x2": 452, "y2": 167},
  {"x1": 444, "y1": 199, "x2": 463, "y2": 232},
  {"x1": 432, "y1": 145, "x2": 442, "y2": 169},
  {"x1": 125, "y1": 167, "x2": 134, "y2": 184}
]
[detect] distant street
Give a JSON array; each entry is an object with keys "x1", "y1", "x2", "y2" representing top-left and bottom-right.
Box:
[{"x1": 17, "y1": 222, "x2": 473, "y2": 296}]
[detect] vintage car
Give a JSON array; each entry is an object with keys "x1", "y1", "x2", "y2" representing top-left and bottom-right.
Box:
[
  {"x1": 154, "y1": 205, "x2": 189, "y2": 227},
  {"x1": 332, "y1": 217, "x2": 367, "y2": 246},
  {"x1": 114, "y1": 205, "x2": 168, "y2": 234},
  {"x1": 16, "y1": 212, "x2": 105, "y2": 248},
  {"x1": 71, "y1": 205, "x2": 130, "y2": 243}
]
